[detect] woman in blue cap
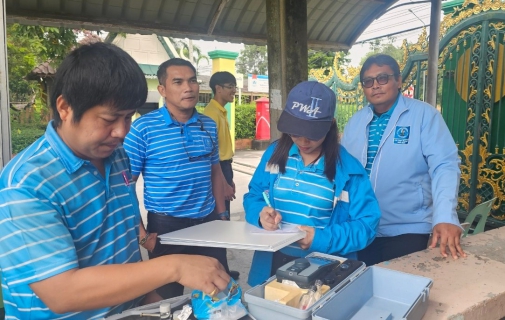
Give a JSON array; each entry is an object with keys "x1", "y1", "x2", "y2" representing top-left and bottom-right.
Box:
[{"x1": 244, "y1": 81, "x2": 381, "y2": 286}]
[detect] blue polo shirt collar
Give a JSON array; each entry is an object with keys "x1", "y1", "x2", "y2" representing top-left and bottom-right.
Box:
[
  {"x1": 44, "y1": 120, "x2": 116, "y2": 174},
  {"x1": 288, "y1": 143, "x2": 325, "y2": 172},
  {"x1": 160, "y1": 105, "x2": 199, "y2": 126}
]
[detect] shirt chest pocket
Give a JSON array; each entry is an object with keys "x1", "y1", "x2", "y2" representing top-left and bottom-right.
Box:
[
  {"x1": 113, "y1": 173, "x2": 141, "y2": 222},
  {"x1": 189, "y1": 135, "x2": 213, "y2": 153},
  {"x1": 334, "y1": 190, "x2": 350, "y2": 223}
]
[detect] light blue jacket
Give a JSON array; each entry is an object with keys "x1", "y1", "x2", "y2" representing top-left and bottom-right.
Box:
[
  {"x1": 341, "y1": 95, "x2": 461, "y2": 237},
  {"x1": 244, "y1": 143, "x2": 381, "y2": 286}
]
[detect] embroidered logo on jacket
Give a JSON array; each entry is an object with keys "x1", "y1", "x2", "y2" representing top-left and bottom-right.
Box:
[{"x1": 394, "y1": 126, "x2": 410, "y2": 144}]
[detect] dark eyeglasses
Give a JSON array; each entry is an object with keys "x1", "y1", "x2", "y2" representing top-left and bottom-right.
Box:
[
  {"x1": 180, "y1": 120, "x2": 216, "y2": 162},
  {"x1": 361, "y1": 73, "x2": 396, "y2": 88},
  {"x1": 220, "y1": 84, "x2": 238, "y2": 90}
]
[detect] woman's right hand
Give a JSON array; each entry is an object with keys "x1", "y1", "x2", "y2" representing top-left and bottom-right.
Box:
[{"x1": 259, "y1": 207, "x2": 282, "y2": 231}]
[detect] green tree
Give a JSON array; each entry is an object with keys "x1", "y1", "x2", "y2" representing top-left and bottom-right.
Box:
[
  {"x1": 165, "y1": 38, "x2": 209, "y2": 73},
  {"x1": 7, "y1": 24, "x2": 78, "y2": 102},
  {"x1": 7, "y1": 25, "x2": 43, "y2": 101},
  {"x1": 308, "y1": 50, "x2": 350, "y2": 75},
  {"x1": 236, "y1": 45, "x2": 268, "y2": 75},
  {"x1": 360, "y1": 37, "x2": 404, "y2": 65},
  {"x1": 308, "y1": 50, "x2": 335, "y2": 70}
]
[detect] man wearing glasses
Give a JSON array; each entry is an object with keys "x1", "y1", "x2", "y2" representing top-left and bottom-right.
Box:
[
  {"x1": 341, "y1": 54, "x2": 466, "y2": 266},
  {"x1": 124, "y1": 58, "x2": 230, "y2": 299},
  {"x1": 204, "y1": 72, "x2": 241, "y2": 280},
  {"x1": 204, "y1": 72, "x2": 237, "y2": 220}
]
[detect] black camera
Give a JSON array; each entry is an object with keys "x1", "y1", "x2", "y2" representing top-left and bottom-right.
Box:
[{"x1": 276, "y1": 255, "x2": 363, "y2": 289}]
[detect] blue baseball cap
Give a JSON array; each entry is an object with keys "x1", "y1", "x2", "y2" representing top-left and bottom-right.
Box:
[{"x1": 277, "y1": 81, "x2": 336, "y2": 141}]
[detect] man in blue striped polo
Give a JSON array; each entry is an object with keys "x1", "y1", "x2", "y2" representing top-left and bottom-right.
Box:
[
  {"x1": 0, "y1": 43, "x2": 230, "y2": 319},
  {"x1": 124, "y1": 58, "x2": 231, "y2": 299}
]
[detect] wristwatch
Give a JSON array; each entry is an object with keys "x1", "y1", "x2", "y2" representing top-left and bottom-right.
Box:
[
  {"x1": 218, "y1": 210, "x2": 230, "y2": 220},
  {"x1": 139, "y1": 232, "x2": 150, "y2": 246}
]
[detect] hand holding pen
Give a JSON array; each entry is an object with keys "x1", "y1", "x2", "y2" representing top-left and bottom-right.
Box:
[{"x1": 260, "y1": 191, "x2": 282, "y2": 231}]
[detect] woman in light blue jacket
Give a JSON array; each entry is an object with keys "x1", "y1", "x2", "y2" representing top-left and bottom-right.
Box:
[{"x1": 243, "y1": 81, "x2": 381, "y2": 286}]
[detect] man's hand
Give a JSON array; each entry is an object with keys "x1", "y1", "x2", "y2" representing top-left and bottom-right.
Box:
[
  {"x1": 429, "y1": 223, "x2": 467, "y2": 259},
  {"x1": 30, "y1": 255, "x2": 231, "y2": 313},
  {"x1": 224, "y1": 183, "x2": 236, "y2": 201},
  {"x1": 297, "y1": 226, "x2": 314, "y2": 250},
  {"x1": 259, "y1": 207, "x2": 282, "y2": 231},
  {"x1": 172, "y1": 255, "x2": 230, "y2": 296},
  {"x1": 141, "y1": 232, "x2": 157, "y2": 252}
]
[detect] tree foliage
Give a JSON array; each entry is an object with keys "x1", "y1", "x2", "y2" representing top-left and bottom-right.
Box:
[
  {"x1": 7, "y1": 25, "x2": 43, "y2": 101},
  {"x1": 14, "y1": 25, "x2": 78, "y2": 63},
  {"x1": 169, "y1": 38, "x2": 209, "y2": 72},
  {"x1": 360, "y1": 37, "x2": 404, "y2": 65},
  {"x1": 236, "y1": 45, "x2": 268, "y2": 75},
  {"x1": 308, "y1": 50, "x2": 335, "y2": 70},
  {"x1": 308, "y1": 50, "x2": 351, "y2": 75},
  {"x1": 7, "y1": 24, "x2": 78, "y2": 102}
]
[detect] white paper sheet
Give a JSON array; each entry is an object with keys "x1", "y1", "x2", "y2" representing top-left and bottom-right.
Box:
[
  {"x1": 158, "y1": 220, "x2": 306, "y2": 251},
  {"x1": 245, "y1": 223, "x2": 301, "y2": 234}
]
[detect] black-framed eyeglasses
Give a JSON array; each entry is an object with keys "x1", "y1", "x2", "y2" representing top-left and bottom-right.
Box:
[
  {"x1": 180, "y1": 120, "x2": 216, "y2": 162},
  {"x1": 220, "y1": 84, "x2": 238, "y2": 90},
  {"x1": 361, "y1": 74, "x2": 396, "y2": 88}
]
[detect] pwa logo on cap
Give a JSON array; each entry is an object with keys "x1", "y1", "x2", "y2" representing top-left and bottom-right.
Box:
[
  {"x1": 394, "y1": 126, "x2": 410, "y2": 144},
  {"x1": 291, "y1": 97, "x2": 322, "y2": 119}
]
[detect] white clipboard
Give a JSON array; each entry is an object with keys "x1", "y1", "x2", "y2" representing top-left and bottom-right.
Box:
[{"x1": 158, "y1": 221, "x2": 306, "y2": 252}]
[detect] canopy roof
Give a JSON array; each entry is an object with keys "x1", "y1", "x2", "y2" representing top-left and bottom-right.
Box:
[{"x1": 6, "y1": 0, "x2": 398, "y2": 51}]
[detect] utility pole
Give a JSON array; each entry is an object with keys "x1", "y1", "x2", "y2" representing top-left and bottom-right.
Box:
[
  {"x1": 426, "y1": 0, "x2": 441, "y2": 107},
  {"x1": 0, "y1": 0, "x2": 11, "y2": 168}
]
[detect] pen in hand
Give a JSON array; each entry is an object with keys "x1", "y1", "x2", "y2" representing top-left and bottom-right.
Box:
[{"x1": 262, "y1": 191, "x2": 281, "y2": 230}]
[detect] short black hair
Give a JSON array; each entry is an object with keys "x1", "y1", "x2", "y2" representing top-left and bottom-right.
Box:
[
  {"x1": 209, "y1": 71, "x2": 236, "y2": 94},
  {"x1": 50, "y1": 42, "x2": 147, "y2": 127},
  {"x1": 157, "y1": 58, "x2": 197, "y2": 85},
  {"x1": 360, "y1": 54, "x2": 401, "y2": 83}
]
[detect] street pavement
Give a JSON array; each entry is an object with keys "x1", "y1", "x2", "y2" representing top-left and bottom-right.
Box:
[{"x1": 136, "y1": 149, "x2": 265, "y2": 294}]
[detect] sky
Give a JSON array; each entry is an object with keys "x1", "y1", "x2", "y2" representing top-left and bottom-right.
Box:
[{"x1": 191, "y1": 0, "x2": 434, "y2": 74}]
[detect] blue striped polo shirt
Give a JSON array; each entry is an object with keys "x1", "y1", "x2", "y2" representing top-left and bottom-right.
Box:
[
  {"x1": 124, "y1": 107, "x2": 219, "y2": 218},
  {"x1": 365, "y1": 95, "x2": 399, "y2": 175},
  {"x1": 271, "y1": 144, "x2": 335, "y2": 257},
  {"x1": 0, "y1": 121, "x2": 142, "y2": 320}
]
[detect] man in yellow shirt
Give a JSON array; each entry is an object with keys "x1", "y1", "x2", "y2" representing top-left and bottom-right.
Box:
[{"x1": 204, "y1": 71, "x2": 240, "y2": 280}]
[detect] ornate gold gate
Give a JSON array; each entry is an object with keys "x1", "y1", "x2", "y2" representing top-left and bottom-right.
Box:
[{"x1": 441, "y1": 2, "x2": 505, "y2": 222}]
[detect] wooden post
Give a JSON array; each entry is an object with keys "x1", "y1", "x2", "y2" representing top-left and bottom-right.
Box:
[{"x1": 266, "y1": 0, "x2": 308, "y2": 141}]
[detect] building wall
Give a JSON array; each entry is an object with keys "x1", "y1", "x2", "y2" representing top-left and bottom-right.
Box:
[{"x1": 113, "y1": 34, "x2": 170, "y2": 65}]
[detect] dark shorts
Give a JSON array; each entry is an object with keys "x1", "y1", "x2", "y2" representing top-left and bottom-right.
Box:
[
  {"x1": 147, "y1": 212, "x2": 230, "y2": 298},
  {"x1": 358, "y1": 233, "x2": 431, "y2": 266},
  {"x1": 220, "y1": 159, "x2": 234, "y2": 212}
]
